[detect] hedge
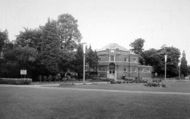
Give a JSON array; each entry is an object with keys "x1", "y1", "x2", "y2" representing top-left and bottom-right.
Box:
[{"x1": 0, "y1": 78, "x2": 32, "y2": 85}]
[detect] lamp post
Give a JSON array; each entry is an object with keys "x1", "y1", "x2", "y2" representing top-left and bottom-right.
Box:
[
  {"x1": 164, "y1": 54, "x2": 167, "y2": 80},
  {"x1": 178, "y1": 61, "x2": 181, "y2": 80},
  {"x1": 82, "y1": 43, "x2": 86, "y2": 85},
  {"x1": 128, "y1": 52, "x2": 130, "y2": 78}
]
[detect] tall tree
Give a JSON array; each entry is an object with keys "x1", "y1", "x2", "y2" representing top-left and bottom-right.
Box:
[
  {"x1": 86, "y1": 46, "x2": 98, "y2": 71},
  {"x1": 143, "y1": 46, "x2": 180, "y2": 77},
  {"x1": 0, "y1": 30, "x2": 8, "y2": 52},
  {"x1": 180, "y1": 51, "x2": 188, "y2": 77},
  {"x1": 130, "y1": 38, "x2": 145, "y2": 64},
  {"x1": 39, "y1": 19, "x2": 61, "y2": 74},
  {"x1": 57, "y1": 14, "x2": 82, "y2": 51},
  {"x1": 130, "y1": 38, "x2": 145, "y2": 54},
  {"x1": 143, "y1": 48, "x2": 161, "y2": 73},
  {"x1": 73, "y1": 44, "x2": 83, "y2": 78},
  {"x1": 187, "y1": 65, "x2": 190, "y2": 75},
  {"x1": 157, "y1": 46, "x2": 180, "y2": 77},
  {"x1": 15, "y1": 28, "x2": 43, "y2": 51}
]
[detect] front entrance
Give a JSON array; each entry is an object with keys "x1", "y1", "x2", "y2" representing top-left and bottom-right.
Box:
[{"x1": 108, "y1": 63, "x2": 115, "y2": 79}]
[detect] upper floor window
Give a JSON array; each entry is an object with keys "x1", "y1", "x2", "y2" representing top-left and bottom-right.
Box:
[
  {"x1": 132, "y1": 58, "x2": 137, "y2": 63},
  {"x1": 142, "y1": 68, "x2": 150, "y2": 73},
  {"x1": 110, "y1": 49, "x2": 114, "y2": 53},
  {"x1": 110, "y1": 55, "x2": 114, "y2": 61},
  {"x1": 124, "y1": 57, "x2": 127, "y2": 62},
  {"x1": 99, "y1": 55, "x2": 109, "y2": 61}
]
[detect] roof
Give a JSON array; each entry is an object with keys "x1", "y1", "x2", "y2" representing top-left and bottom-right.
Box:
[{"x1": 98, "y1": 43, "x2": 128, "y2": 51}]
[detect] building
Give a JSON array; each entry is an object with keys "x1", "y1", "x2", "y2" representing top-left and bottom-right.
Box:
[{"x1": 97, "y1": 43, "x2": 152, "y2": 80}]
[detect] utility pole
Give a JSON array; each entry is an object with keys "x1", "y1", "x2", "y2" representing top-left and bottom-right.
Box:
[
  {"x1": 128, "y1": 52, "x2": 130, "y2": 78},
  {"x1": 178, "y1": 60, "x2": 181, "y2": 80},
  {"x1": 82, "y1": 43, "x2": 86, "y2": 85}
]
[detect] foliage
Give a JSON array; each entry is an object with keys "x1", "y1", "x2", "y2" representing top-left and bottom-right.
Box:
[
  {"x1": 187, "y1": 65, "x2": 190, "y2": 75},
  {"x1": 57, "y1": 14, "x2": 81, "y2": 51},
  {"x1": 0, "y1": 14, "x2": 83, "y2": 80},
  {"x1": 143, "y1": 46, "x2": 180, "y2": 77},
  {"x1": 15, "y1": 28, "x2": 43, "y2": 50},
  {"x1": 130, "y1": 38, "x2": 144, "y2": 54},
  {"x1": 14, "y1": 46, "x2": 37, "y2": 66},
  {"x1": 130, "y1": 38, "x2": 145, "y2": 64},
  {"x1": 39, "y1": 19, "x2": 61, "y2": 74},
  {"x1": 86, "y1": 46, "x2": 98, "y2": 71},
  {"x1": 73, "y1": 44, "x2": 83, "y2": 78},
  {"x1": 0, "y1": 30, "x2": 8, "y2": 52},
  {"x1": 180, "y1": 51, "x2": 188, "y2": 77}
]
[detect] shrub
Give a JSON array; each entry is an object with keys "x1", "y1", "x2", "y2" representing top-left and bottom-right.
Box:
[
  {"x1": 144, "y1": 82, "x2": 160, "y2": 87},
  {"x1": 110, "y1": 79, "x2": 125, "y2": 84},
  {"x1": 0, "y1": 78, "x2": 32, "y2": 85},
  {"x1": 48, "y1": 75, "x2": 53, "y2": 81},
  {"x1": 161, "y1": 83, "x2": 166, "y2": 88}
]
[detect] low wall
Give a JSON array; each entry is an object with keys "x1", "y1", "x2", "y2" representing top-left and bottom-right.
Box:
[{"x1": 0, "y1": 78, "x2": 32, "y2": 85}]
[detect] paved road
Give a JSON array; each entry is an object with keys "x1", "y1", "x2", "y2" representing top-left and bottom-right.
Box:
[{"x1": 1, "y1": 84, "x2": 190, "y2": 96}]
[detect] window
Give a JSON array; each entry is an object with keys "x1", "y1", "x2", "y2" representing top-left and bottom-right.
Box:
[
  {"x1": 124, "y1": 57, "x2": 127, "y2": 62},
  {"x1": 110, "y1": 55, "x2": 114, "y2": 61},
  {"x1": 99, "y1": 67, "x2": 106, "y2": 71},
  {"x1": 124, "y1": 68, "x2": 127, "y2": 72},
  {"x1": 132, "y1": 67, "x2": 137, "y2": 72},
  {"x1": 143, "y1": 68, "x2": 150, "y2": 73},
  {"x1": 133, "y1": 58, "x2": 137, "y2": 62},
  {"x1": 110, "y1": 50, "x2": 114, "y2": 53}
]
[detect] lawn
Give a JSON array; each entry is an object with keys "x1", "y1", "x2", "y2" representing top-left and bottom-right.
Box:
[{"x1": 0, "y1": 80, "x2": 190, "y2": 119}]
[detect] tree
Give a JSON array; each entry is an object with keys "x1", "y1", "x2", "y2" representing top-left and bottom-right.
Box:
[
  {"x1": 143, "y1": 48, "x2": 161, "y2": 74},
  {"x1": 188, "y1": 65, "x2": 190, "y2": 75},
  {"x1": 57, "y1": 14, "x2": 82, "y2": 51},
  {"x1": 38, "y1": 14, "x2": 82, "y2": 74},
  {"x1": 180, "y1": 51, "x2": 188, "y2": 77},
  {"x1": 15, "y1": 28, "x2": 43, "y2": 51},
  {"x1": 14, "y1": 46, "x2": 37, "y2": 67},
  {"x1": 156, "y1": 46, "x2": 180, "y2": 77},
  {"x1": 130, "y1": 38, "x2": 145, "y2": 54},
  {"x1": 143, "y1": 46, "x2": 180, "y2": 77},
  {"x1": 73, "y1": 44, "x2": 83, "y2": 78},
  {"x1": 1, "y1": 13, "x2": 82, "y2": 79},
  {"x1": 0, "y1": 30, "x2": 8, "y2": 52},
  {"x1": 39, "y1": 19, "x2": 62, "y2": 74},
  {"x1": 0, "y1": 43, "x2": 38, "y2": 78},
  {"x1": 130, "y1": 38, "x2": 145, "y2": 64},
  {"x1": 86, "y1": 46, "x2": 98, "y2": 71}
]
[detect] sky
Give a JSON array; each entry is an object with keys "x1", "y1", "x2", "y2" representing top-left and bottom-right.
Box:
[{"x1": 0, "y1": 0, "x2": 190, "y2": 64}]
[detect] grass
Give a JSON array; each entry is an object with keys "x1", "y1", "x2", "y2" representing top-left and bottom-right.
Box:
[
  {"x1": 60, "y1": 80, "x2": 190, "y2": 93},
  {"x1": 0, "y1": 80, "x2": 190, "y2": 119}
]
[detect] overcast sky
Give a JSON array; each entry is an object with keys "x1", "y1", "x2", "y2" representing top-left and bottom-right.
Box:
[{"x1": 0, "y1": 0, "x2": 190, "y2": 64}]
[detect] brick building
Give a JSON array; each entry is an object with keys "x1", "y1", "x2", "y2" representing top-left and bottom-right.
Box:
[{"x1": 97, "y1": 43, "x2": 152, "y2": 80}]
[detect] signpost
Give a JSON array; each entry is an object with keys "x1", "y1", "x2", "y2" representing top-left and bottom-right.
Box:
[{"x1": 20, "y1": 69, "x2": 27, "y2": 78}]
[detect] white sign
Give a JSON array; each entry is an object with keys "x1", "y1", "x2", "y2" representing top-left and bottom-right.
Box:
[{"x1": 20, "y1": 69, "x2": 27, "y2": 75}]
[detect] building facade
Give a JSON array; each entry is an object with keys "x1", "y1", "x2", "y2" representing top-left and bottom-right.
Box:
[{"x1": 97, "y1": 43, "x2": 152, "y2": 80}]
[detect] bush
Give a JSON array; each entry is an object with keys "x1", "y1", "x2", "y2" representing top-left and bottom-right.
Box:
[
  {"x1": 110, "y1": 79, "x2": 125, "y2": 84},
  {"x1": 0, "y1": 78, "x2": 32, "y2": 85},
  {"x1": 161, "y1": 83, "x2": 166, "y2": 88},
  {"x1": 144, "y1": 82, "x2": 160, "y2": 87}
]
